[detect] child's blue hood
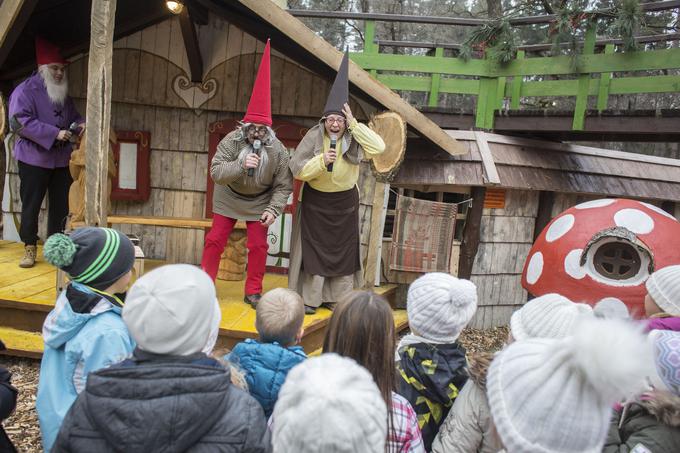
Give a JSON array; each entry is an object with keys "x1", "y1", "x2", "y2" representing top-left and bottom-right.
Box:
[{"x1": 43, "y1": 284, "x2": 119, "y2": 349}]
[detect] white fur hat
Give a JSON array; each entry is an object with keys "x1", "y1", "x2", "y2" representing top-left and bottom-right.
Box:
[
  {"x1": 407, "y1": 273, "x2": 477, "y2": 342},
  {"x1": 510, "y1": 293, "x2": 593, "y2": 341},
  {"x1": 487, "y1": 318, "x2": 653, "y2": 453},
  {"x1": 123, "y1": 264, "x2": 221, "y2": 356},
  {"x1": 646, "y1": 265, "x2": 680, "y2": 316},
  {"x1": 272, "y1": 354, "x2": 387, "y2": 453}
]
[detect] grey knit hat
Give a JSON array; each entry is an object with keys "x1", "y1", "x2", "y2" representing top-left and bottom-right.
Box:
[
  {"x1": 646, "y1": 265, "x2": 680, "y2": 316},
  {"x1": 43, "y1": 227, "x2": 135, "y2": 290}
]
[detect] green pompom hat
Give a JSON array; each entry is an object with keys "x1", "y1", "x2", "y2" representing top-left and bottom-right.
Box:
[{"x1": 43, "y1": 227, "x2": 135, "y2": 290}]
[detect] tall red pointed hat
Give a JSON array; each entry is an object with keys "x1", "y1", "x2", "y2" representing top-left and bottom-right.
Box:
[
  {"x1": 35, "y1": 37, "x2": 69, "y2": 66},
  {"x1": 243, "y1": 39, "x2": 272, "y2": 126}
]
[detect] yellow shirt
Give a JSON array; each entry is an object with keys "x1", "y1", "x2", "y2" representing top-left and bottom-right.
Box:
[{"x1": 296, "y1": 119, "x2": 386, "y2": 192}]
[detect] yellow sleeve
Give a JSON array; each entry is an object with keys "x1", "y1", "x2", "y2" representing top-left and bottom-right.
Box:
[
  {"x1": 295, "y1": 153, "x2": 327, "y2": 182},
  {"x1": 348, "y1": 118, "x2": 386, "y2": 156}
]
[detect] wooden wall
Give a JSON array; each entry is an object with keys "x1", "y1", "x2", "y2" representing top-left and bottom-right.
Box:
[
  {"x1": 468, "y1": 189, "x2": 538, "y2": 329},
  {"x1": 3, "y1": 13, "x2": 369, "y2": 263}
]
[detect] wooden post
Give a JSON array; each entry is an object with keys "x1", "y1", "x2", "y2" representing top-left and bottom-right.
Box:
[
  {"x1": 84, "y1": 0, "x2": 117, "y2": 226},
  {"x1": 572, "y1": 23, "x2": 596, "y2": 131},
  {"x1": 510, "y1": 50, "x2": 525, "y2": 109},
  {"x1": 363, "y1": 20, "x2": 378, "y2": 78},
  {"x1": 596, "y1": 43, "x2": 615, "y2": 112},
  {"x1": 428, "y1": 47, "x2": 443, "y2": 107},
  {"x1": 458, "y1": 186, "x2": 485, "y2": 280},
  {"x1": 363, "y1": 181, "x2": 388, "y2": 287},
  {"x1": 533, "y1": 190, "x2": 555, "y2": 241}
]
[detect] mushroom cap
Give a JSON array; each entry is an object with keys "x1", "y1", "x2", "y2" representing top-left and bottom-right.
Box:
[{"x1": 522, "y1": 198, "x2": 680, "y2": 318}]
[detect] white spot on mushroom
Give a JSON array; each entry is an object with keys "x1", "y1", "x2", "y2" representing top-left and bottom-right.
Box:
[
  {"x1": 546, "y1": 214, "x2": 575, "y2": 242},
  {"x1": 614, "y1": 208, "x2": 654, "y2": 234},
  {"x1": 574, "y1": 199, "x2": 616, "y2": 210},
  {"x1": 564, "y1": 249, "x2": 586, "y2": 279},
  {"x1": 526, "y1": 252, "x2": 544, "y2": 285},
  {"x1": 594, "y1": 297, "x2": 630, "y2": 319},
  {"x1": 641, "y1": 202, "x2": 677, "y2": 221}
]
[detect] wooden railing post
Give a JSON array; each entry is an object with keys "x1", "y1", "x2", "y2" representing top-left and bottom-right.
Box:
[
  {"x1": 597, "y1": 43, "x2": 615, "y2": 112},
  {"x1": 510, "y1": 50, "x2": 525, "y2": 109},
  {"x1": 573, "y1": 22, "x2": 596, "y2": 131},
  {"x1": 475, "y1": 76, "x2": 498, "y2": 130},
  {"x1": 428, "y1": 47, "x2": 443, "y2": 107},
  {"x1": 363, "y1": 20, "x2": 378, "y2": 78},
  {"x1": 84, "y1": 0, "x2": 117, "y2": 226}
]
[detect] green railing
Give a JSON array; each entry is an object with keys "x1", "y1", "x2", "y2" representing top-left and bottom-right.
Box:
[{"x1": 341, "y1": 18, "x2": 680, "y2": 131}]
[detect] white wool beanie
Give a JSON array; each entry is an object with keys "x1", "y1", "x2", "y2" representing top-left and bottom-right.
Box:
[
  {"x1": 407, "y1": 273, "x2": 477, "y2": 342},
  {"x1": 510, "y1": 293, "x2": 593, "y2": 341},
  {"x1": 487, "y1": 318, "x2": 653, "y2": 453},
  {"x1": 123, "y1": 264, "x2": 221, "y2": 356},
  {"x1": 272, "y1": 354, "x2": 387, "y2": 453},
  {"x1": 646, "y1": 265, "x2": 680, "y2": 316}
]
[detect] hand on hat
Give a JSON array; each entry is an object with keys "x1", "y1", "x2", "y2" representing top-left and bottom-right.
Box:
[{"x1": 341, "y1": 103, "x2": 354, "y2": 125}]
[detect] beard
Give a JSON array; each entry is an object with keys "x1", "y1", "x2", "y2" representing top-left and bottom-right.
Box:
[
  {"x1": 238, "y1": 143, "x2": 269, "y2": 186},
  {"x1": 38, "y1": 65, "x2": 69, "y2": 106}
]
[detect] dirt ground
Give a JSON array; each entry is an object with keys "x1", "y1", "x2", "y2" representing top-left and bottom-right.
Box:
[{"x1": 1, "y1": 326, "x2": 509, "y2": 452}]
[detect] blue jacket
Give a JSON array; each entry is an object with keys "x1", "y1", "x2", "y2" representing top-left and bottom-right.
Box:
[
  {"x1": 227, "y1": 339, "x2": 306, "y2": 417},
  {"x1": 36, "y1": 284, "x2": 135, "y2": 451}
]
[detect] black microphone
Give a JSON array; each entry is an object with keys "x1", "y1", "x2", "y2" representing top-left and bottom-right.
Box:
[
  {"x1": 327, "y1": 135, "x2": 337, "y2": 172},
  {"x1": 248, "y1": 139, "x2": 262, "y2": 177}
]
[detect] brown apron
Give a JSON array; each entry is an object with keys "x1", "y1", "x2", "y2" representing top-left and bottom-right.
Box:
[{"x1": 300, "y1": 183, "x2": 360, "y2": 278}]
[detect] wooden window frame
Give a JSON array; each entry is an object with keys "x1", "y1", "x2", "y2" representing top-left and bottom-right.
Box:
[{"x1": 110, "y1": 130, "x2": 151, "y2": 202}]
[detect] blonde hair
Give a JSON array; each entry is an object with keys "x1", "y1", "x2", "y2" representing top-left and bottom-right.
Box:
[{"x1": 256, "y1": 288, "x2": 304, "y2": 346}]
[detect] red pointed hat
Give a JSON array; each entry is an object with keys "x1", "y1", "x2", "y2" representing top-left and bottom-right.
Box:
[
  {"x1": 243, "y1": 39, "x2": 272, "y2": 126},
  {"x1": 35, "y1": 37, "x2": 69, "y2": 66}
]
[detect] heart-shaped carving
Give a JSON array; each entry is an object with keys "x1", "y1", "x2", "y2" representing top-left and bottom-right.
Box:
[{"x1": 172, "y1": 74, "x2": 218, "y2": 110}]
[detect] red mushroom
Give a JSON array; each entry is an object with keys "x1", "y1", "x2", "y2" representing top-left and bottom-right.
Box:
[{"x1": 522, "y1": 198, "x2": 680, "y2": 317}]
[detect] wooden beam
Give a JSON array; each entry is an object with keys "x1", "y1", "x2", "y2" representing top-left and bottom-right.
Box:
[
  {"x1": 84, "y1": 0, "x2": 117, "y2": 226},
  {"x1": 533, "y1": 191, "x2": 555, "y2": 241},
  {"x1": 179, "y1": 6, "x2": 203, "y2": 83},
  {"x1": 458, "y1": 186, "x2": 485, "y2": 280},
  {"x1": 473, "y1": 131, "x2": 500, "y2": 185},
  {"x1": 0, "y1": 0, "x2": 39, "y2": 69},
  {"x1": 363, "y1": 181, "x2": 388, "y2": 288},
  {"x1": 233, "y1": 0, "x2": 467, "y2": 156}
]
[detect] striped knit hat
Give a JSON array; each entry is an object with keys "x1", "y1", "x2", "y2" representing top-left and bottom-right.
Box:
[
  {"x1": 646, "y1": 265, "x2": 680, "y2": 316},
  {"x1": 510, "y1": 293, "x2": 593, "y2": 341},
  {"x1": 43, "y1": 228, "x2": 135, "y2": 290}
]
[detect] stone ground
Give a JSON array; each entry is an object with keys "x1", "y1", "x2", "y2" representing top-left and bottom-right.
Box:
[{"x1": 1, "y1": 326, "x2": 509, "y2": 452}]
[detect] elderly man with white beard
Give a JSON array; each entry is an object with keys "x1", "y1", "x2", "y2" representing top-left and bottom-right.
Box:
[{"x1": 8, "y1": 37, "x2": 84, "y2": 268}]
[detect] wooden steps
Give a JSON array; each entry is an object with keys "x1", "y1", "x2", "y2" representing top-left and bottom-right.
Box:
[{"x1": 0, "y1": 241, "x2": 407, "y2": 358}]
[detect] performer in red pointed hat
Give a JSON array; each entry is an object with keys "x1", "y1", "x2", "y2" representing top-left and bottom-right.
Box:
[
  {"x1": 8, "y1": 37, "x2": 85, "y2": 269},
  {"x1": 201, "y1": 39, "x2": 293, "y2": 308},
  {"x1": 288, "y1": 52, "x2": 386, "y2": 314}
]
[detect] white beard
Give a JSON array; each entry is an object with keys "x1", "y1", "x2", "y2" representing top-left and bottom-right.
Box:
[
  {"x1": 38, "y1": 65, "x2": 68, "y2": 106},
  {"x1": 238, "y1": 143, "x2": 269, "y2": 186}
]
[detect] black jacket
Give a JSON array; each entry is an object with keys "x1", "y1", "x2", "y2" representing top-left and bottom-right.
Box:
[
  {"x1": 53, "y1": 351, "x2": 271, "y2": 453},
  {"x1": 0, "y1": 364, "x2": 18, "y2": 453}
]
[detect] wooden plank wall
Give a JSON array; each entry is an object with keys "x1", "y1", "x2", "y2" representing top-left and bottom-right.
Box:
[
  {"x1": 469, "y1": 189, "x2": 538, "y2": 329},
  {"x1": 4, "y1": 13, "x2": 369, "y2": 263}
]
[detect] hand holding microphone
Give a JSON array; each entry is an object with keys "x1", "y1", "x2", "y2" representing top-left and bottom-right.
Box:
[
  {"x1": 246, "y1": 139, "x2": 262, "y2": 177},
  {"x1": 325, "y1": 135, "x2": 337, "y2": 172}
]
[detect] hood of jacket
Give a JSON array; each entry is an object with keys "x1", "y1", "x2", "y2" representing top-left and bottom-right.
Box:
[
  {"x1": 466, "y1": 350, "x2": 494, "y2": 391},
  {"x1": 641, "y1": 390, "x2": 680, "y2": 428},
  {"x1": 397, "y1": 341, "x2": 468, "y2": 405},
  {"x1": 78, "y1": 355, "x2": 236, "y2": 451},
  {"x1": 42, "y1": 284, "x2": 119, "y2": 350}
]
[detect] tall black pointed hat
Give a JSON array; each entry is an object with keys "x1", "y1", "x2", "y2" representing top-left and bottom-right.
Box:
[{"x1": 322, "y1": 52, "x2": 349, "y2": 117}]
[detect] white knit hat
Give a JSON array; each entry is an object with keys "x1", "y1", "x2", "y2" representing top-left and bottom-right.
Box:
[
  {"x1": 487, "y1": 318, "x2": 653, "y2": 453},
  {"x1": 510, "y1": 293, "x2": 593, "y2": 341},
  {"x1": 407, "y1": 273, "x2": 477, "y2": 342},
  {"x1": 272, "y1": 354, "x2": 387, "y2": 453},
  {"x1": 646, "y1": 265, "x2": 680, "y2": 316},
  {"x1": 123, "y1": 264, "x2": 221, "y2": 356}
]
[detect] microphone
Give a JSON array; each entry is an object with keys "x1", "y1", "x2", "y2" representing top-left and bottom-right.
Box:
[
  {"x1": 248, "y1": 139, "x2": 262, "y2": 177},
  {"x1": 327, "y1": 135, "x2": 337, "y2": 172}
]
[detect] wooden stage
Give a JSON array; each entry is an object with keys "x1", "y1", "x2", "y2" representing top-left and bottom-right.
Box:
[{"x1": 0, "y1": 241, "x2": 406, "y2": 358}]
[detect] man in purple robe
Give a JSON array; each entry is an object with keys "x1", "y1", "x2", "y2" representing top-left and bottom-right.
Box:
[{"x1": 8, "y1": 37, "x2": 84, "y2": 268}]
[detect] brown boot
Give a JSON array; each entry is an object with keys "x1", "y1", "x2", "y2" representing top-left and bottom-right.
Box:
[{"x1": 19, "y1": 245, "x2": 37, "y2": 268}]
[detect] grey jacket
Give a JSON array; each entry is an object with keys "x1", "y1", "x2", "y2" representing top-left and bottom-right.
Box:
[
  {"x1": 53, "y1": 352, "x2": 271, "y2": 453},
  {"x1": 211, "y1": 129, "x2": 292, "y2": 221}
]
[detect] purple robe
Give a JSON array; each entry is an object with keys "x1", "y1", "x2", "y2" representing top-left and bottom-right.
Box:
[{"x1": 8, "y1": 73, "x2": 83, "y2": 169}]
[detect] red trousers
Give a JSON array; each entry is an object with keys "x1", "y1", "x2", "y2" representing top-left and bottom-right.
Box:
[{"x1": 201, "y1": 213, "x2": 269, "y2": 295}]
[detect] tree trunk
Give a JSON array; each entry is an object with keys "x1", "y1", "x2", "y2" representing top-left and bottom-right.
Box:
[{"x1": 486, "y1": 0, "x2": 503, "y2": 18}]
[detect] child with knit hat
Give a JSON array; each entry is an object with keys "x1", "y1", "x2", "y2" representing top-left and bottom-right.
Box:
[
  {"x1": 645, "y1": 265, "x2": 680, "y2": 332},
  {"x1": 272, "y1": 353, "x2": 388, "y2": 453},
  {"x1": 36, "y1": 227, "x2": 136, "y2": 451},
  {"x1": 227, "y1": 287, "x2": 307, "y2": 417},
  {"x1": 395, "y1": 273, "x2": 477, "y2": 450},
  {"x1": 432, "y1": 293, "x2": 594, "y2": 453},
  {"x1": 604, "y1": 329, "x2": 680, "y2": 452},
  {"x1": 54, "y1": 264, "x2": 270, "y2": 452},
  {"x1": 487, "y1": 318, "x2": 652, "y2": 452}
]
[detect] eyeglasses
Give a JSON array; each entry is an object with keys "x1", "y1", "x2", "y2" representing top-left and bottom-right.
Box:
[
  {"x1": 247, "y1": 126, "x2": 268, "y2": 136},
  {"x1": 325, "y1": 117, "x2": 345, "y2": 125}
]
